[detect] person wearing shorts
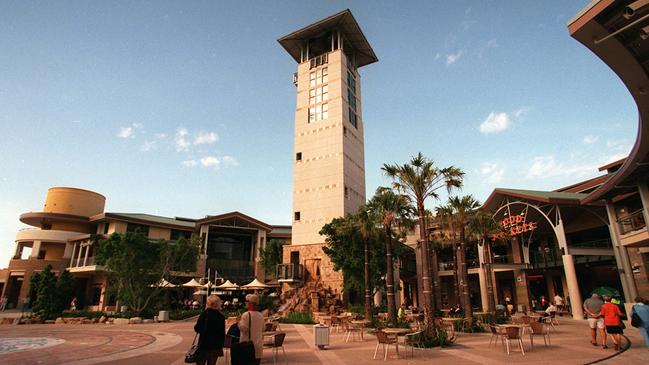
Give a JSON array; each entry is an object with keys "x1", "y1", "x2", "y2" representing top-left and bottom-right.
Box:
[
  {"x1": 584, "y1": 293, "x2": 605, "y2": 347},
  {"x1": 600, "y1": 295, "x2": 624, "y2": 350}
]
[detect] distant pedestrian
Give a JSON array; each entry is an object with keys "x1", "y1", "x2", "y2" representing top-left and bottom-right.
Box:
[
  {"x1": 554, "y1": 294, "x2": 564, "y2": 313},
  {"x1": 583, "y1": 293, "x2": 605, "y2": 347},
  {"x1": 540, "y1": 295, "x2": 549, "y2": 310},
  {"x1": 600, "y1": 295, "x2": 624, "y2": 350},
  {"x1": 21, "y1": 297, "x2": 30, "y2": 314},
  {"x1": 505, "y1": 296, "x2": 513, "y2": 315},
  {"x1": 630, "y1": 296, "x2": 649, "y2": 348},
  {"x1": 70, "y1": 297, "x2": 78, "y2": 311}
]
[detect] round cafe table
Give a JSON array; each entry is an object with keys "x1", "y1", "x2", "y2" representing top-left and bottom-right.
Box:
[
  {"x1": 351, "y1": 320, "x2": 370, "y2": 340},
  {"x1": 380, "y1": 328, "x2": 412, "y2": 358}
]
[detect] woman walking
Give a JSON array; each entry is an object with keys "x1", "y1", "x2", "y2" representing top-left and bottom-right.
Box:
[
  {"x1": 631, "y1": 296, "x2": 649, "y2": 348},
  {"x1": 194, "y1": 295, "x2": 226, "y2": 365},
  {"x1": 600, "y1": 295, "x2": 624, "y2": 350}
]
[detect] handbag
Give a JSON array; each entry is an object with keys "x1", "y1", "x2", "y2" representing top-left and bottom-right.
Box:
[
  {"x1": 631, "y1": 311, "x2": 642, "y2": 327},
  {"x1": 231, "y1": 312, "x2": 256, "y2": 365},
  {"x1": 185, "y1": 312, "x2": 208, "y2": 363}
]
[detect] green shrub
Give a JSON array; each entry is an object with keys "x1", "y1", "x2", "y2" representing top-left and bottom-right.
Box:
[
  {"x1": 420, "y1": 327, "x2": 454, "y2": 348},
  {"x1": 347, "y1": 305, "x2": 365, "y2": 316},
  {"x1": 279, "y1": 311, "x2": 314, "y2": 324},
  {"x1": 169, "y1": 309, "x2": 201, "y2": 320}
]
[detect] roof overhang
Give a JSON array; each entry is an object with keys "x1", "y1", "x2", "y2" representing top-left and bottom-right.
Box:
[
  {"x1": 195, "y1": 211, "x2": 273, "y2": 232},
  {"x1": 90, "y1": 213, "x2": 195, "y2": 231},
  {"x1": 568, "y1": 1, "x2": 649, "y2": 204},
  {"x1": 278, "y1": 9, "x2": 378, "y2": 68},
  {"x1": 19, "y1": 212, "x2": 90, "y2": 227},
  {"x1": 482, "y1": 188, "x2": 588, "y2": 213}
]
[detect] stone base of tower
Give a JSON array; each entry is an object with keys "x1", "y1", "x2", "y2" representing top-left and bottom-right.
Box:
[{"x1": 282, "y1": 243, "x2": 343, "y2": 296}]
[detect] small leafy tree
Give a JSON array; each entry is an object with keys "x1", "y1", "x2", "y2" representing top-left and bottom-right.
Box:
[
  {"x1": 95, "y1": 231, "x2": 200, "y2": 315},
  {"x1": 260, "y1": 239, "x2": 287, "y2": 277},
  {"x1": 30, "y1": 265, "x2": 57, "y2": 319},
  {"x1": 55, "y1": 269, "x2": 75, "y2": 313}
]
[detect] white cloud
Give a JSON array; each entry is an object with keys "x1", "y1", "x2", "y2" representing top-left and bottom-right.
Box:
[
  {"x1": 182, "y1": 160, "x2": 198, "y2": 167},
  {"x1": 175, "y1": 127, "x2": 191, "y2": 152},
  {"x1": 140, "y1": 141, "x2": 156, "y2": 152},
  {"x1": 117, "y1": 126, "x2": 134, "y2": 138},
  {"x1": 526, "y1": 155, "x2": 594, "y2": 179},
  {"x1": 200, "y1": 156, "x2": 220, "y2": 168},
  {"x1": 155, "y1": 133, "x2": 168, "y2": 139},
  {"x1": 222, "y1": 156, "x2": 239, "y2": 167},
  {"x1": 582, "y1": 135, "x2": 599, "y2": 145},
  {"x1": 479, "y1": 112, "x2": 510, "y2": 134},
  {"x1": 446, "y1": 51, "x2": 463, "y2": 65},
  {"x1": 513, "y1": 107, "x2": 529, "y2": 119},
  {"x1": 478, "y1": 162, "x2": 504, "y2": 184},
  {"x1": 194, "y1": 131, "x2": 219, "y2": 145},
  {"x1": 132, "y1": 123, "x2": 143, "y2": 129}
]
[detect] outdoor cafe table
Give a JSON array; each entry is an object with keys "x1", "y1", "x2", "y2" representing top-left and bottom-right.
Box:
[
  {"x1": 351, "y1": 320, "x2": 371, "y2": 341},
  {"x1": 381, "y1": 328, "x2": 412, "y2": 358},
  {"x1": 495, "y1": 324, "x2": 533, "y2": 349}
]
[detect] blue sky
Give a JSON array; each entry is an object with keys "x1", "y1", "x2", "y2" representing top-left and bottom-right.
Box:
[{"x1": 0, "y1": 1, "x2": 637, "y2": 267}]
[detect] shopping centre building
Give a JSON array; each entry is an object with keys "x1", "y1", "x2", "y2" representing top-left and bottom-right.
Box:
[
  {"x1": 0, "y1": 187, "x2": 291, "y2": 310},
  {"x1": 1, "y1": 3, "x2": 648, "y2": 315}
]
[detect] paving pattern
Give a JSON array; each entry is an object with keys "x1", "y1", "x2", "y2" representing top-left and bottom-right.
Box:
[{"x1": 0, "y1": 317, "x2": 647, "y2": 365}]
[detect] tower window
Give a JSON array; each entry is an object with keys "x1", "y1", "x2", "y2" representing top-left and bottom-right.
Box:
[
  {"x1": 296, "y1": 152, "x2": 302, "y2": 161},
  {"x1": 308, "y1": 102, "x2": 328, "y2": 123},
  {"x1": 349, "y1": 107, "x2": 357, "y2": 128},
  {"x1": 294, "y1": 212, "x2": 301, "y2": 221}
]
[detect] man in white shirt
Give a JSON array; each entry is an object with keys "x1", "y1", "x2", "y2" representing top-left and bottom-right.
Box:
[{"x1": 554, "y1": 294, "x2": 564, "y2": 312}]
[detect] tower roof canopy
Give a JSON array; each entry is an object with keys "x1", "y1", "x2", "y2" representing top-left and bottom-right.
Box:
[{"x1": 278, "y1": 9, "x2": 378, "y2": 68}]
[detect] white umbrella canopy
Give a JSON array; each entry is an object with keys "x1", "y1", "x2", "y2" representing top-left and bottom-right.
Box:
[
  {"x1": 150, "y1": 278, "x2": 177, "y2": 288},
  {"x1": 182, "y1": 278, "x2": 203, "y2": 288},
  {"x1": 241, "y1": 278, "x2": 269, "y2": 290},
  {"x1": 202, "y1": 281, "x2": 214, "y2": 289},
  {"x1": 193, "y1": 289, "x2": 209, "y2": 296},
  {"x1": 216, "y1": 280, "x2": 238, "y2": 290}
]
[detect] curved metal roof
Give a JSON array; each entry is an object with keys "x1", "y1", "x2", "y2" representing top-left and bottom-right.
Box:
[{"x1": 569, "y1": 0, "x2": 649, "y2": 204}]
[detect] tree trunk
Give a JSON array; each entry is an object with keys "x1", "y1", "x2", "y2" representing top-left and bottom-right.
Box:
[
  {"x1": 459, "y1": 226, "x2": 472, "y2": 319},
  {"x1": 385, "y1": 225, "x2": 397, "y2": 327},
  {"x1": 451, "y1": 241, "x2": 459, "y2": 307},
  {"x1": 484, "y1": 240, "x2": 496, "y2": 312},
  {"x1": 416, "y1": 203, "x2": 436, "y2": 333},
  {"x1": 364, "y1": 237, "x2": 372, "y2": 321}
]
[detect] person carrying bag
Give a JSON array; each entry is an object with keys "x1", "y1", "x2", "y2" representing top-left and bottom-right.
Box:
[
  {"x1": 187, "y1": 295, "x2": 225, "y2": 365},
  {"x1": 233, "y1": 294, "x2": 264, "y2": 365}
]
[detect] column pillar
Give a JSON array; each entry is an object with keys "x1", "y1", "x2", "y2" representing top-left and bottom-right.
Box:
[
  {"x1": 14, "y1": 243, "x2": 23, "y2": 259},
  {"x1": 606, "y1": 202, "x2": 638, "y2": 301},
  {"x1": 76, "y1": 245, "x2": 84, "y2": 267},
  {"x1": 638, "y1": 182, "x2": 649, "y2": 230},
  {"x1": 514, "y1": 269, "x2": 531, "y2": 313},
  {"x1": 69, "y1": 243, "x2": 77, "y2": 267},
  {"x1": 29, "y1": 240, "x2": 42, "y2": 258},
  {"x1": 478, "y1": 267, "x2": 489, "y2": 312},
  {"x1": 63, "y1": 242, "x2": 74, "y2": 259},
  {"x1": 561, "y1": 254, "x2": 584, "y2": 319},
  {"x1": 83, "y1": 242, "x2": 90, "y2": 266}
]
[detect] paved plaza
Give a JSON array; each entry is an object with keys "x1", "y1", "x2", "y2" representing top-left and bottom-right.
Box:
[{"x1": 0, "y1": 317, "x2": 647, "y2": 365}]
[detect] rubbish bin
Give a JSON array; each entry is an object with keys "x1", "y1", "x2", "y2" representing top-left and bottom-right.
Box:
[
  {"x1": 158, "y1": 310, "x2": 169, "y2": 322},
  {"x1": 314, "y1": 324, "x2": 329, "y2": 350}
]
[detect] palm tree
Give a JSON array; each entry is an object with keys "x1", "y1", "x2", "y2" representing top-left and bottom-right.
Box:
[
  {"x1": 355, "y1": 207, "x2": 377, "y2": 321},
  {"x1": 469, "y1": 211, "x2": 501, "y2": 313},
  {"x1": 447, "y1": 195, "x2": 480, "y2": 319},
  {"x1": 368, "y1": 187, "x2": 415, "y2": 327},
  {"x1": 382, "y1": 152, "x2": 463, "y2": 331},
  {"x1": 435, "y1": 205, "x2": 460, "y2": 308}
]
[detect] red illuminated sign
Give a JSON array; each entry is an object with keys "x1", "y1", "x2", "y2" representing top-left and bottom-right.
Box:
[{"x1": 490, "y1": 215, "x2": 537, "y2": 241}]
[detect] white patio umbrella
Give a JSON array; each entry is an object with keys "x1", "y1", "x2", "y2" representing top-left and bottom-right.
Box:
[
  {"x1": 149, "y1": 278, "x2": 177, "y2": 288},
  {"x1": 182, "y1": 278, "x2": 203, "y2": 288},
  {"x1": 216, "y1": 280, "x2": 239, "y2": 290},
  {"x1": 241, "y1": 278, "x2": 270, "y2": 290}
]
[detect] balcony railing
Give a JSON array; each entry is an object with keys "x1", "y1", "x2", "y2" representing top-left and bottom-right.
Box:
[
  {"x1": 276, "y1": 263, "x2": 304, "y2": 281},
  {"x1": 570, "y1": 238, "x2": 612, "y2": 248},
  {"x1": 309, "y1": 53, "x2": 328, "y2": 69},
  {"x1": 492, "y1": 254, "x2": 514, "y2": 265},
  {"x1": 617, "y1": 209, "x2": 646, "y2": 235},
  {"x1": 70, "y1": 256, "x2": 95, "y2": 268}
]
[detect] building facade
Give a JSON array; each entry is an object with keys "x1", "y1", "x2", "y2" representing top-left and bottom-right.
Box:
[
  {"x1": 277, "y1": 9, "x2": 376, "y2": 293},
  {"x1": 0, "y1": 187, "x2": 289, "y2": 311}
]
